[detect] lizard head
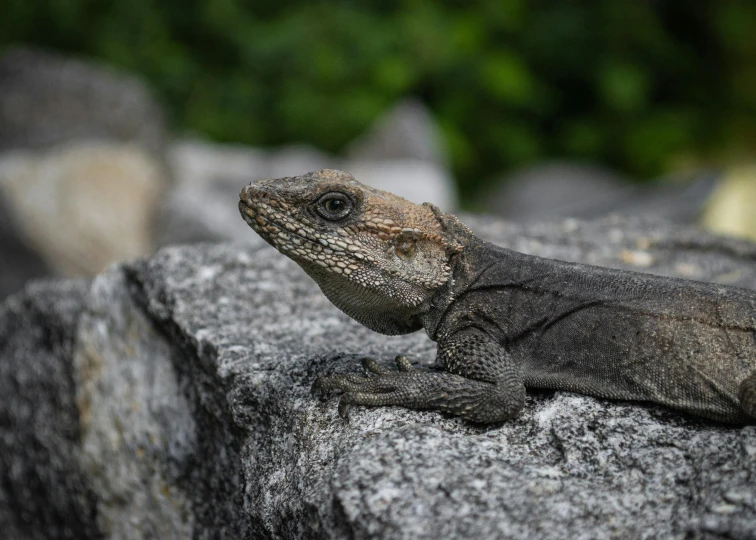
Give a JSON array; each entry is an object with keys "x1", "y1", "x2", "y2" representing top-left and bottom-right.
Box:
[{"x1": 239, "y1": 169, "x2": 462, "y2": 334}]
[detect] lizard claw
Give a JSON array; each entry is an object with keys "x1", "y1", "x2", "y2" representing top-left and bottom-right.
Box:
[
  {"x1": 313, "y1": 356, "x2": 414, "y2": 421},
  {"x1": 395, "y1": 355, "x2": 413, "y2": 372},
  {"x1": 337, "y1": 396, "x2": 351, "y2": 422},
  {"x1": 362, "y1": 357, "x2": 390, "y2": 375}
]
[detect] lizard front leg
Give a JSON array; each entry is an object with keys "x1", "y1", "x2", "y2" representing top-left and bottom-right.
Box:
[{"x1": 312, "y1": 328, "x2": 525, "y2": 423}]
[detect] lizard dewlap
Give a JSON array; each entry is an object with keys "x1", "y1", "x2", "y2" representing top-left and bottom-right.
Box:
[{"x1": 239, "y1": 169, "x2": 756, "y2": 424}]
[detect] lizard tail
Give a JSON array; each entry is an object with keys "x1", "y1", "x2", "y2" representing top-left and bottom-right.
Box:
[{"x1": 739, "y1": 371, "x2": 756, "y2": 419}]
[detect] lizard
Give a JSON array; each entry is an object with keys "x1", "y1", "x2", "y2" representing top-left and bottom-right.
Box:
[{"x1": 238, "y1": 169, "x2": 756, "y2": 424}]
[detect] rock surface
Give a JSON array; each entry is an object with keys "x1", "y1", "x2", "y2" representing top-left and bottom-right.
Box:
[
  {"x1": 0, "y1": 280, "x2": 99, "y2": 540},
  {"x1": 3, "y1": 216, "x2": 756, "y2": 539}
]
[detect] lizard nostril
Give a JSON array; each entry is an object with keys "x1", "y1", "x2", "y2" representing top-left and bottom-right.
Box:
[{"x1": 240, "y1": 184, "x2": 261, "y2": 204}]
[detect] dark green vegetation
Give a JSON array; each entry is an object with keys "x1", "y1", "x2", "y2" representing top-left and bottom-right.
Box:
[{"x1": 2, "y1": 0, "x2": 755, "y2": 201}]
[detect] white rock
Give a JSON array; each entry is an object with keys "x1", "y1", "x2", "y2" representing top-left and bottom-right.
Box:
[{"x1": 0, "y1": 142, "x2": 165, "y2": 276}]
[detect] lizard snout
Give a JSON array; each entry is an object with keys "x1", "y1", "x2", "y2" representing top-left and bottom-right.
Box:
[
  {"x1": 241, "y1": 182, "x2": 278, "y2": 210},
  {"x1": 240, "y1": 177, "x2": 283, "y2": 206},
  {"x1": 239, "y1": 183, "x2": 261, "y2": 206}
]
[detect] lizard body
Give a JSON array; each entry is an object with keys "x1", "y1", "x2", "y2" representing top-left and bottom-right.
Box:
[{"x1": 239, "y1": 169, "x2": 756, "y2": 424}]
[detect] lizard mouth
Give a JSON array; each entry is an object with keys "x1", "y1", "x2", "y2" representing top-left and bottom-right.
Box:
[
  {"x1": 238, "y1": 184, "x2": 293, "y2": 245},
  {"x1": 238, "y1": 200, "x2": 261, "y2": 230},
  {"x1": 238, "y1": 199, "x2": 296, "y2": 248}
]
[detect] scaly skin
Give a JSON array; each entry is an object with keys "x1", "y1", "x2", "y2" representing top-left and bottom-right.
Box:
[{"x1": 239, "y1": 169, "x2": 756, "y2": 424}]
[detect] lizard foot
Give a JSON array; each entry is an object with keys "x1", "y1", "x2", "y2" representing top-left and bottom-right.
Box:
[
  {"x1": 311, "y1": 356, "x2": 411, "y2": 402},
  {"x1": 312, "y1": 356, "x2": 524, "y2": 423},
  {"x1": 311, "y1": 356, "x2": 414, "y2": 416}
]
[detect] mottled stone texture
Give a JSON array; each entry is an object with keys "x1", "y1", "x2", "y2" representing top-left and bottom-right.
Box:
[
  {"x1": 0, "y1": 280, "x2": 100, "y2": 540},
  {"x1": 2, "y1": 216, "x2": 756, "y2": 539}
]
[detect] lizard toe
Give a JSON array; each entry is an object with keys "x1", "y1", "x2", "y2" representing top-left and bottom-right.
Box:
[
  {"x1": 337, "y1": 396, "x2": 351, "y2": 421},
  {"x1": 362, "y1": 358, "x2": 390, "y2": 375},
  {"x1": 395, "y1": 355, "x2": 414, "y2": 372},
  {"x1": 311, "y1": 374, "x2": 359, "y2": 398}
]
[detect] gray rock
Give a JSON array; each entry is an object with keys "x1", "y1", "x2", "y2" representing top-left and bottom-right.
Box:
[
  {"x1": 343, "y1": 98, "x2": 456, "y2": 210},
  {"x1": 0, "y1": 193, "x2": 51, "y2": 301},
  {"x1": 485, "y1": 162, "x2": 717, "y2": 224},
  {"x1": 0, "y1": 47, "x2": 166, "y2": 155},
  {"x1": 265, "y1": 145, "x2": 333, "y2": 179},
  {"x1": 344, "y1": 160, "x2": 456, "y2": 213},
  {"x1": 345, "y1": 98, "x2": 447, "y2": 166},
  {"x1": 0, "y1": 143, "x2": 167, "y2": 278},
  {"x1": 0, "y1": 48, "x2": 169, "y2": 286},
  {"x1": 3, "y1": 216, "x2": 756, "y2": 539},
  {"x1": 484, "y1": 162, "x2": 632, "y2": 220},
  {"x1": 156, "y1": 140, "x2": 269, "y2": 247},
  {"x1": 74, "y1": 270, "x2": 200, "y2": 538},
  {"x1": 0, "y1": 279, "x2": 100, "y2": 540}
]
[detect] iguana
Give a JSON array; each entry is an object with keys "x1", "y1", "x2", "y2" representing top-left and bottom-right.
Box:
[{"x1": 239, "y1": 169, "x2": 756, "y2": 424}]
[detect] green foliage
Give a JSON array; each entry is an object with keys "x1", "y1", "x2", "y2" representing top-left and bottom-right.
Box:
[{"x1": 2, "y1": 0, "x2": 754, "y2": 203}]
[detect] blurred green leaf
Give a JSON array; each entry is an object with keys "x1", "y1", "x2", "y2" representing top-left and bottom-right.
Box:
[
  {"x1": 559, "y1": 120, "x2": 604, "y2": 158},
  {"x1": 2, "y1": 0, "x2": 754, "y2": 204},
  {"x1": 624, "y1": 110, "x2": 698, "y2": 173},
  {"x1": 487, "y1": 121, "x2": 541, "y2": 164},
  {"x1": 598, "y1": 63, "x2": 650, "y2": 113},
  {"x1": 373, "y1": 56, "x2": 414, "y2": 93},
  {"x1": 479, "y1": 50, "x2": 535, "y2": 107}
]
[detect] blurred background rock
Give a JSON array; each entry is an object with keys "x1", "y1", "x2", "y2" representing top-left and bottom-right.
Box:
[{"x1": 1, "y1": 1, "x2": 755, "y2": 300}]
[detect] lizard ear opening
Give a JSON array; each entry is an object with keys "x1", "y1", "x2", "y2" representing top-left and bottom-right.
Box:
[
  {"x1": 392, "y1": 227, "x2": 453, "y2": 270},
  {"x1": 393, "y1": 230, "x2": 455, "y2": 291},
  {"x1": 394, "y1": 229, "x2": 420, "y2": 261}
]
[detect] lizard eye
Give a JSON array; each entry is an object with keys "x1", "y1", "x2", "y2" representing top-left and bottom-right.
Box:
[{"x1": 315, "y1": 192, "x2": 353, "y2": 221}]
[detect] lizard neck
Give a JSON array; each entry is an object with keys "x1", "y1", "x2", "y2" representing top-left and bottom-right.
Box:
[
  {"x1": 420, "y1": 213, "x2": 535, "y2": 341},
  {"x1": 420, "y1": 214, "x2": 494, "y2": 340}
]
